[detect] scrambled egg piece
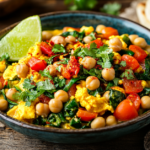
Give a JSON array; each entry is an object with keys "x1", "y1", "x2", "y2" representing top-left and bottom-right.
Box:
[
  {"x1": 80, "y1": 26, "x2": 94, "y2": 35},
  {"x1": 3, "y1": 63, "x2": 18, "y2": 80},
  {"x1": 7, "y1": 100, "x2": 38, "y2": 122},
  {"x1": 73, "y1": 42, "x2": 84, "y2": 50},
  {"x1": 75, "y1": 81, "x2": 114, "y2": 114},
  {"x1": 0, "y1": 60, "x2": 6, "y2": 73},
  {"x1": 102, "y1": 35, "x2": 127, "y2": 49},
  {"x1": 113, "y1": 52, "x2": 121, "y2": 64}
]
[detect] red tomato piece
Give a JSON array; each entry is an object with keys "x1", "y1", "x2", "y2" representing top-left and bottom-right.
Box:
[
  {"x1": 121, "y1": 54, "x2": 140, "y2": 71},
  {"x1": 76, "y1": 108, "x2": 98, "y2": 122},
  {"x1": 123, "y1": 78, "x2": 143, "y2": 94},
  {"x1": 129, "y1": 45, "x2": 148, "y2": 62},
  {"x1": 86, "y1": 39, "x2": 103, "y2": 48},
  {"x1": 40, "y1": 42, "x2": 55, "y2": 57},
  {"x1": 102, "y1": 27, "x2": 119, "y2": 39},
  {"x1": 61, "y1": 56, "x2": 80, "y2": 79},
  {"x1": 0, "y1": 76, "x2": 6, "y2": 88},
  {"x1": 127, "y1": 93, "x2": 141, "y2": 111},
  {"x1": 63, "y1": 27, "x2": 80, "y2": 32},
  {"x1": 39, "y1": 94, "x2": 51, "y2": 104},
  {"x1": 28, "y1": 57, "x2": 47, "y2": 72},
  {"x1": 114, "y1": 99, "x2": 138, "y2": 121}
]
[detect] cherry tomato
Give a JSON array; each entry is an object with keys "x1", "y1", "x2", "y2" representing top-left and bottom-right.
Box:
[
  {"x1": 123, "y1": 78, "x2": 143, "y2": 94},
  {"x1": 86, "y1": 39, "x2": 103, "y2": 48},
  {"x1": 39, "y1": 94, "x2": 51, "y2": 104},
  {"x1": 121, "y1": 54, "x2": 140, "y2": 71},
  {"x1": 114, "y1": 99, "x2": 138, "y2": 121},
  {"x1": 102, "y1": 27, "x2": 119, "y2": 39},
  {"x1": 40, "y1": 42, "x2": 54, "y2": 57},
  {"x1": 76, "y1": 108, "x2": 98, "y2": 122},
  {"x1": 63, "y1": 27, "x2": 80, "y2": 32},
  {"x1": 129, "y1": 45, "x2": 147, "y2": 62},
  {"x1": 127, "y1": 93, "x2": 141, "y2": 111},
  {"x1": 28, "y1": 57, "x2": 47, "y2": 72}
]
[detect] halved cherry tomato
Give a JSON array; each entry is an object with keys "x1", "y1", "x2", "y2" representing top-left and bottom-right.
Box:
[
  {"x1": 28, "y1": 57, "x2": 47, "y2": 72},
  {"x1": 0, "y1": 76, "x2": 6, "y2": 88},
  {"x1": 129, "y1": 45, "x2": 147, "y2": 62},
  {"x1": 40, "y1": 42, "x2": 55, "y2": 57},
  {"x1": 63, "y1": 27, "x2": 80, "y2": 32},
  {"x1": 102, "y1": 27, "x2": 119, "y2": 39},
  {"x1": 123, "y1": 78, "x2": 143, "y2": 94},
  {"x1": 127, "y1": 93, "x2": 141, "y2": 111},
  {"x1": 39, "y1": 94, "x2": 51, "y2": 104},
  {"x1": 76, "y1": 108, "x2": 98, "y2": 122},
  {"x1": 86, "y1": 39, "x2": 103, "y2": 48},
  {"x1": 114, "y1": 99, "x2": 138, "y2": 121},
  {"x1": 121, "y1": 54, "x2": 140, "y2": 71}
]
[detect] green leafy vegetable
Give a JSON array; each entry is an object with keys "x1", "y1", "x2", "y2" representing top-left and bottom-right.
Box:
[
  {"x1": 88, "y1": 32, "x2": 96, "y2": 40},
  {"x1": 52, "y1": 44, "x2": 66, "y2": 53},
  {"x1": 121, "y1": 69, "x2": 135, "y2": 80},
  {"x1": 56, "y1": 65, "x2": 62, "y2": 72},
  {"x1": 57, "y1": 58, "x2": 69, "y2": 65},
  {"x1": 139, "y1": 88, "x2": 150, "y2": 97},
  {"x1": 0, "y1": 53, "x2": 10, "y2": 62},
  {"x1": 54, "y1": 77, "x2": 66, "y2": 89},
  {"x1": 113, "y1": 78, "x2": 120, "y2": 86},
  {"x1": 64, "y1": 99, "x2": 79, "y2": 117},
  {"x1": 70, "y1": 117, "x2": 82, "y2": 128},
  {"x1": 119, "y1": 49, "x2": 134, "y2": 56},
  {"x1": 23, "y1": 78, "x2": 35, "y2": 90},
  {"x1": 120, "y1": 61, "x2": 126, "y2": 67},
  {"x1": 122, "y1": 35, "x2": 131, "y2": 47},
  {"x1": 39, "y1": 69, "x2": 53, "y2": 80},
  {"x1": 109, "y1": 89, "x2": 126, "y2": 109},
  {"x1": 105, "y1": 81, "x2": 114, "y2": 91},
  {"x1": 45, "y1": 55, "x2": 58, "y2": 65},
  {"x1": 87, "y1": 87, "x2": 104, "y2": 96},
  {"x1": 33, "y1": 116, "x2": 47, "y2": 125},
  {"x1": 100, "y1": 2, "x2": 121, "y2": 16}
]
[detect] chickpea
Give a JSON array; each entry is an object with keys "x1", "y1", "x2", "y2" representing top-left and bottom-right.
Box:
[
  {"x1": 129, "y1": 34, "x2": 139, "y2": 44},
  {"x1": 16, "y1": 64, "x2": 29, "y2": 78},
  {"x1": 145, "y1": 45, "x2": 150, "y2": 54},
  {"x1": 103, "y1": 91, "x2": 110, "y2": 101},
  {"x1": 102, "y1": 68, "x2": 115, "y2": 81},
  {"x1": 133, "y1": 37, "x2": 147, "y2": 48},
  {"x1": 91, "y1": 117, "x2": 105, "y2": 129},
  {"x1": 141, "y1": 96, "x2": 150, "y2": 109},
  {"x1": 106, "y1": 115, "x2": 117, "y2": 126},
  {"x1": 0, "y1": 99, "x2": 8, "y2": 111},
  {"x1": 109, "y1": 38, "x2": 122, "y2": 52},
  {"x1": 65, "y1": 35, "x2": 76, "y2": 44},
  {"x1": 36, "y1": 103, "x2": 50, "y2": 117},
  {"x1": 6, "y1": 88, "x2": 17, "y2": 101},
  {"x1": 42, "y1": 31, "x2": 53, "y2": 41},
  {"x1": 86, "y1": 76, "x2": 100, "y2": 90},
  {"x1": 83, "y1": 36, "x2": 92, "y2": 44},
  {"x1": 54, "y1": 90, "x2": 69, "y2": 103},
  {"x1": 50, "y1": 35, "x2": 66, "y2": 46},
  {"x1": 81, "y1": 56, "x2": 96, "y2": 70},
  {"x1": 96, "y1": 25, "x2": 106, "y2": 33},
  {"x1": 47, "y1": 65, "x2": 57, "y2": 77},
  {"x1": 49, "y1": 99, "x2": 63, "y2": 113}
]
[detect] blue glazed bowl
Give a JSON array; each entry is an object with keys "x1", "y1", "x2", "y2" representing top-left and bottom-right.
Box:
[{"x1": 0, "y1": 11, "x2": 150, "y2": 144}]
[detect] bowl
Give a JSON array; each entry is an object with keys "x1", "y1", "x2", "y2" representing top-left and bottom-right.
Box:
[{"x1": 0, "y1": 11, "x2": 150, "y2": 144}]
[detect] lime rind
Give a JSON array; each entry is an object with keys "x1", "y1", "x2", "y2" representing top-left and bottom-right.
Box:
[{"x1": 0, "y1": 15, "x2": 42, "y2": 61}]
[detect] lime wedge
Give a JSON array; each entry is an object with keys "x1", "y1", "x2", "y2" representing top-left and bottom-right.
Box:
[{"x1": 0, "y1": 15, "x2": 42, "y2": 61}]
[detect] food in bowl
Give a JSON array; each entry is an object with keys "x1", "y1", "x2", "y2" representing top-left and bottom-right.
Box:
[{"x1": 0, "y1": 23, "x2": 150, "y2": 130}]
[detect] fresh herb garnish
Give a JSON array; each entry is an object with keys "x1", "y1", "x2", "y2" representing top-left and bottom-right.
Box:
[
  {"x1": 52, "y1": 44, "x2": 66, "y2": 53},
  {"x1": 0, "y1": 53, "x2": 10, "y2": 62},
  {"x1": 113, "y1": 78, "x2": 120, "y2": 86},
  {"x1": 121, "y1": 69, "x2": 135, "y2": 79},
  {"x1": 45, "y1": 55, "x2": 57, "y2": 65},
  {"x1": 120, "y1": 61, "x2": 126, "y2": 67},
  {"x1": 39, "y1": 69, "x2": 53, "y2": 80},
  {"x1": 23, "y1": 78, "x2": 35, "y2": 90},
  {"x1": 54, "y1": 77, "x2": 66, "y2": 89},
  {"x1": 57, "y1": 58, "x2": 69, "y2": 65}
]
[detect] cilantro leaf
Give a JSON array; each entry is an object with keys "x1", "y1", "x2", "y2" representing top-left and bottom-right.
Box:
[
  {"x1": 39, "y1": 69, "x2": 53, "y2": 80},
  {"x1": 120, "y1": 61, "x2": 126, "y2": 67},
  {"x1": 45, "y1": 55, "x2": 57, "y2": 65},
  {"x1": 23, "y1": 79, "x2": 35, "y2": 90},
  {"x1": 36, "y1": 79, "x2": 55, "y2": 91},
  {"x1": 113, "y1": 78, "x2": 120, "y2": 86},
  {"x1": 52, "y1": 44, "x2": 66, "y2": 53},
  {"x1": 100, "y1": 2, "x2": 121, "y2": 16},
  {"x1": 57, "y1": 58, "x2": 69, "y2": 65},
  {"x1": 121, "y1": 69, "x2": 135, "y2": 80},
  {"x1": 54, "y1": 77, "x2": 66, "y2": 89},
  {"x1": 89, "y1": 32, "x2": 96, "y2": 40},
  {"x1": 56, "y1": 65, "x2": 62, "y2": 72},
  {"x1": 0, "y1": 53, "x2": 10, "y2": 62}
]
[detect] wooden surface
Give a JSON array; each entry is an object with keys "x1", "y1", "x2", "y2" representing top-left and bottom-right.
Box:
[{"x1": 0, "y1": 0, "x2": 149, "y2": 150}]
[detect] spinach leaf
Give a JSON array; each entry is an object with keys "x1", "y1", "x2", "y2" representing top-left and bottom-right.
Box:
[
  {"x1": 33, "y1": 116, "x2": 47, "y2": 125},
  {"x1": 87, "y1": 87, "x2": 104, "y2": 96},
  {"x1": 105, "y1": 81, "x2": 114, "y2": 91},
  {"x1": 109, "y1": 89, "x2": 125, "y2": 109},
  {"x1": 70, "y1": 117, "x2": 82, "y2": 128},
  {"x1": 139, "y1": 88, "x2": 150, "y2": 97},
  {"x1": 64, "y1": 99, "x2": 79, "y2": 117}
]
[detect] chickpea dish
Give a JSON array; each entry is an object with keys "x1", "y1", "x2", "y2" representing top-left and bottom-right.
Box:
[{"x1": 1, "y1": 25, "x2": 150, "y2": 129}]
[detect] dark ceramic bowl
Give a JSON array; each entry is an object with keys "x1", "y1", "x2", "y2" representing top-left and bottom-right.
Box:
[{"x1": 0, "y1": 11, "x2": 150, "y2": 144}]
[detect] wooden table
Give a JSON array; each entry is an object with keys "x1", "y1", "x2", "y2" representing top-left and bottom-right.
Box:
[{"x1": 0, "y1": 1, "x2": 149, "y2": 150}]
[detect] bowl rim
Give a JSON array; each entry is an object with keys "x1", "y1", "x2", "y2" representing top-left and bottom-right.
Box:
[{"x1": 0, "y1": 10, "x2": 150, "y2": 134}]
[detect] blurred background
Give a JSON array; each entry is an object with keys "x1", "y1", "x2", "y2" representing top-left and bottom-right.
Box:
[{"x1": 0, "y1": 0, "x2": 147, "y2": 30}]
